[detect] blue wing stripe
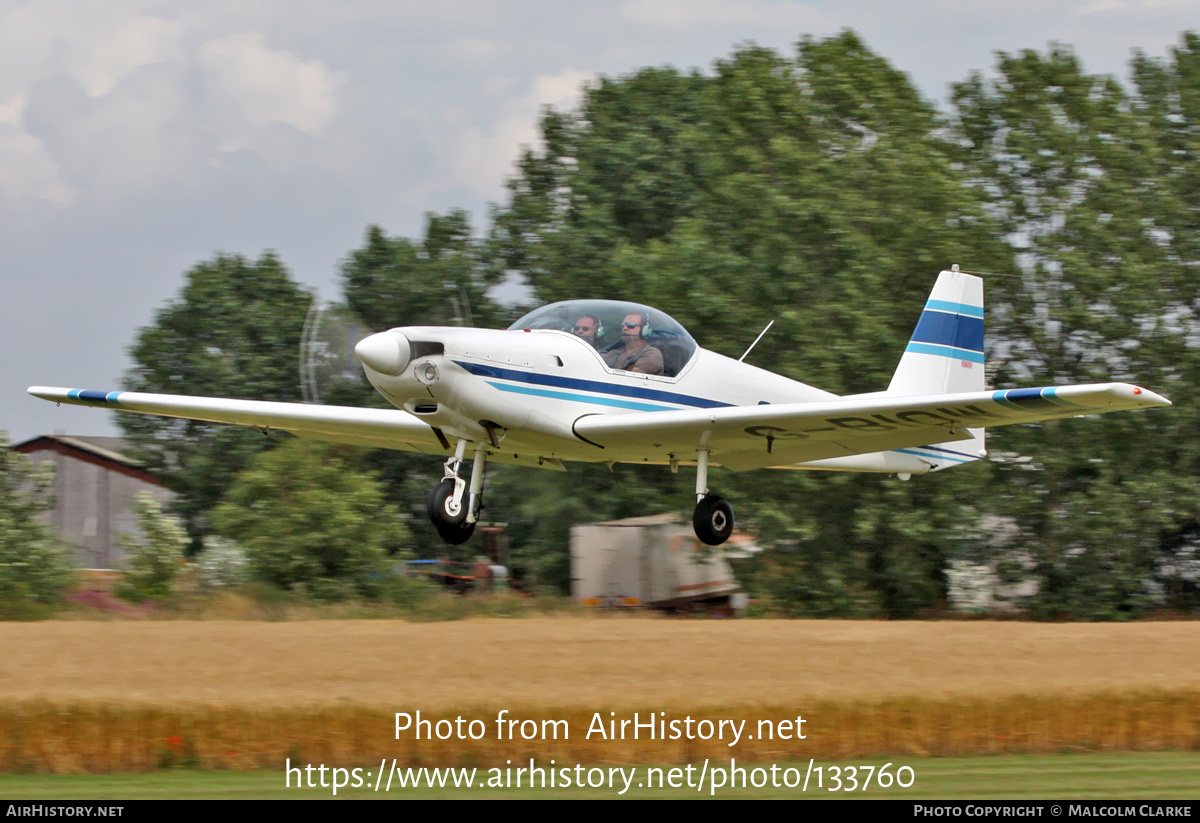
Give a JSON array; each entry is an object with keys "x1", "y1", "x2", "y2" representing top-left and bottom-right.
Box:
[{"x1": 999, "y1": 388, "x2": 1075, "y2": 413}]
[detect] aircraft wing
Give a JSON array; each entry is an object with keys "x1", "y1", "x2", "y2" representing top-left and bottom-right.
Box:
[
  {"x1": 26, "y1": 387, "x2": 448, "y2": 455},
  {"x1": 572, "y1": 383, "x2": 1171, "y2": 472}
]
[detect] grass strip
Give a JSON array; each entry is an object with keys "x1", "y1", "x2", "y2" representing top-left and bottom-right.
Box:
[{"x1": 0, "y1": 752, "x2": 1197, "y2": 799}]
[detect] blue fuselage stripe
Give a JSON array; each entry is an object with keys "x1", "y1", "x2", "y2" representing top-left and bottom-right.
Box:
[
  {"x1": 487, "y1": 382, "x2": 677, "y2": 411},
  {"x1": 895, "y1": 448, "x2": 978, "y2": 464},
  {"x1": 454, "y1": 360, "x2": 731, "y2": 409}
]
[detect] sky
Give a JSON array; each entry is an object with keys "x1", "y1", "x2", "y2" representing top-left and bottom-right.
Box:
[{"x1": 4, "y1": 0, "x2": 1198, "y2": 442}]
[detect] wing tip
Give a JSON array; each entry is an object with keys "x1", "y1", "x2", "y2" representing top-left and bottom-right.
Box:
[
  {"x1": 28, "y1": 386, "x2": 65, "y2": 400},
  {"x1": 1124, "y1": 384, "x2": 1171, "y2": 407},
  {"x1": 27, "y1": 387, "x2": 126, "y2": 406}
]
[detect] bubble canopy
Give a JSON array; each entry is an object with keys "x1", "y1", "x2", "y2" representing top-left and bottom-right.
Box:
[{"x1": 507, "y1": 300, "x2": 698, "y2": 377}]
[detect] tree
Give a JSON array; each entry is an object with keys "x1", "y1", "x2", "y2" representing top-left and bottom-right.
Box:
[
  {"x1": 194, "y1": 536, "x2": 249, "y2": 593},
  {"x1": 342, "y1": 210, "x2": 507, "y2": 333},
  {"x1": 1132, "y1": 33, "x2": 1200, "y2": 611},
  {"x1": 115, "y1": 491, "x2": 188, "y2": 603},
  {"x1": 0, "y1": 432, "x2": 72, "y2": 616},
  {"x1": 120, "y1": 252, "x2": 312, "y2": 548},
  {"x1": 338, "y1": 211, "x2": 518, "y2": 554},
  {"x1": 210, "y1": 439, "x2": 410, "y2": 601},
  {"x1": 951, "y1": 42, "x2": 1194, "y2": 617},
  {"x1": 486, "y1": 31, "x2": 1010, "y2": 614}
]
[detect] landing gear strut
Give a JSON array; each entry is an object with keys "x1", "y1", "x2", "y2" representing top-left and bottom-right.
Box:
[
  {"x1": 692, "y1": 448, "x2": 734, "y2": 546},
  {"x1": 427, "y1": 440, "x2": 488, "y2": 545}
]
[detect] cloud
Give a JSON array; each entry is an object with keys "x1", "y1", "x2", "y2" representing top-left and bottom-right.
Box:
[
  {"x1": 620, "y1": 0, "x2": 828, "y2": 28},
  {"x1": 445, "y1": 38, "x2": 506, "y2": 65},
  {"x1": 1, "y1": 20, "x2": 345, "y2": 210},
  {"x1": 76, "y1": 16, "x2": 184, "y2": 97},
  {"x1": 0, "y1": 123, "x2": 76, "y2": 207},
  {"x1": 0, "y1": 93, "x2": 26, "y2": 125},
  {"x1": 431, "y1": 68, "x2": 595, "y2": 202},
  {"x1": 198, "y1": 31, "x2": 340, "y2": 142},
  {"x1": 22, "y1": 66, "x2": 213, "y2": 201}
]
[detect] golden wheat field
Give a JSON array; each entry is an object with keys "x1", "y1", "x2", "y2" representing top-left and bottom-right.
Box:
[
  {"x1": 2, "y1": 617, "x2": 1198, "y2": 705},
  {"x1": 2, "y1": 616, "x2": 1199, "y2": 772}
]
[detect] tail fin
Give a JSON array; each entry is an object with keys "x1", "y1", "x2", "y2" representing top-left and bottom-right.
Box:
[
  {"x1": 887, "y1": 267, "x2": 986, "y2": 470},
  {"x1": 889, "y1": 267, "x2": 985, "y2": 397}
]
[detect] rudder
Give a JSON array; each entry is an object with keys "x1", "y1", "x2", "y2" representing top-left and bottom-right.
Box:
[{"x1": 887, "y1": 267, "x2": 986, "y2": 470}]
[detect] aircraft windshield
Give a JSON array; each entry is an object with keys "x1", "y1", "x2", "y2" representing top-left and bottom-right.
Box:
[{"x1": 507, "y1": 300, "x2": 698, "y2": 377}]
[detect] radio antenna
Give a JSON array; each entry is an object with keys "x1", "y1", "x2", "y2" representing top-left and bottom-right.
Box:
[{"x1": 739, "y1": 320, "x2": 774, "y2": 363}]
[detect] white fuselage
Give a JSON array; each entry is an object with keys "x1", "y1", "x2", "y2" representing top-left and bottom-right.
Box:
[{"x1": 360, "y1": 326, "x2": 866, "y2": 468}]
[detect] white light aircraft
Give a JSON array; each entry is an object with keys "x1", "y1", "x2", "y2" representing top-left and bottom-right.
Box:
[{"x1": 29, "y1": 267, "x2": 1170, "y2": 546}]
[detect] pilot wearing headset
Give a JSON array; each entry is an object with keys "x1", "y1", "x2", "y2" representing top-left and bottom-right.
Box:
[{"x1": 603, "y1": 312, "x2": 663, "y2": 375}]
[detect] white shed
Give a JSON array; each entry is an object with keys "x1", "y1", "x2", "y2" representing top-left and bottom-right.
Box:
[{"x1": 570, "y1": 513, "x2": 747, "y2": 613}]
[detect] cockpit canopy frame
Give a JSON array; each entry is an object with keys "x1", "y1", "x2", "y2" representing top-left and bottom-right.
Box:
[{"x1": 508, "y1": 299, "x2": 698, "y2": 377}]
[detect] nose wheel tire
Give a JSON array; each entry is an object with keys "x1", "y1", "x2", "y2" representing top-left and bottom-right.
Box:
[
  {"x1": 693, "y1": 494, "x2": 734, "y2": 546},
  {"x1": 428, "y1": 479, "x2": 476, "y2": 545}
]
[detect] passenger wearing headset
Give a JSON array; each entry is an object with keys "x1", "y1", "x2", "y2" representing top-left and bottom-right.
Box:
[
  {"x1": 571, "y1": 314, "x2": 601, "y2": 348},
  {"x1": 603, "y1": 312, "x2": 663, "y2": 375}
]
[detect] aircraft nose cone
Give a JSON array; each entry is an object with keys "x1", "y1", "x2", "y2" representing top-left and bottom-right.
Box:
[{"x1": 355, "y1": 332, "x2": 411, "y2": 376}]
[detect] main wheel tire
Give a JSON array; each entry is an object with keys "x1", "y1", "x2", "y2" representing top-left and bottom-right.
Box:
[
  {"x1": 693, "y1": 494, "x2": 734, "y2": 546},
  {"x1": 428, "y1": 479, "x2": 475, "y2": 544}
]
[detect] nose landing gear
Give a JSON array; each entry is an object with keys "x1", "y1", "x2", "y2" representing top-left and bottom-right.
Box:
[
  {"x1": 427, "y1": 440, "x2": 488, "y2": 545},
  {"x1": 428, "y1": 478, "x2": 473, "y2": 544}
]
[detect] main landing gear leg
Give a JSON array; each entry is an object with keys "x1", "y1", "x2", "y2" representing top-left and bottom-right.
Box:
[
  {"x1": 465, "y1": 442, "x2": 487, "y2": 525},
  {"x1": 692, "y1": 448, "x2": 734, "y2": 546},
  {"x1": 427, "y1": 439, "x2": 478, "y2": 544}
]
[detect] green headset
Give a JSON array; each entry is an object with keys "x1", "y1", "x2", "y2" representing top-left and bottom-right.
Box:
[
  {"x1": 626, "y1": 312, "x2": 653, "y2": 339},
  {"x1": 573, "y1": 314, "x2": 603, "y2": 340}
]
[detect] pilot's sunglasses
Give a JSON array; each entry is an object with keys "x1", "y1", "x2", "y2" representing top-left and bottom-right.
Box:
[
  {"x1": 622, "y1": 322, "x2": 642, "y2": 329},
  {"x1": 573, "y1": 325, "x2": 592, "y2": 332}
]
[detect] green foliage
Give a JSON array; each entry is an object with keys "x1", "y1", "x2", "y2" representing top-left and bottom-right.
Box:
[
  {"x1": 951, "y1": 36, "x2": 1200, "y2": 618},
  {"x1": 194, "y1": 536, "x2": 249, "y2": 593},
  {"x1": 105, "y1": 29, "x2": 1200, "y2": 619},
  {"x1": 337, "y1": 214, "x2": 521, "y2": 553},
  {"x1": 342, "y1": 211, "x2": 508, "y2": 333},
  {"x1": 120, "y1": 253, "x2": 311, "y2": 548},
  {"x1": 487, "y1": 31, "x2": 1006, "y2": 613},
  {"x1": 211, "y1": 439, "x2": 410, "y2": 600},
  {"x1": 116, "y1": 491, "x2": 189, "y2": 603},
  {"x1": 476, "y1": 461, "x2": 696, "y2": 593},
  {"x1": 0, "y1": 432, "x2": 72, "y2": 617},
  {"x1": 482, "y1": 30, "x2": 1200, "y2": 619},
  {"x1": 492, "y1": 32, "x2": 1010, "y2": 390}
]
